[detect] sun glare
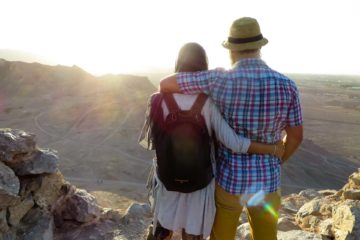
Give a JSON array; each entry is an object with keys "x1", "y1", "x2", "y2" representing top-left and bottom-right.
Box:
[{"x1": 1, "y1": 0, "x2": 359, "y2": 75}]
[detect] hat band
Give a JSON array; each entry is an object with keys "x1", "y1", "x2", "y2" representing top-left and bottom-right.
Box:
[{"x1": 228, "y1": 34, "x2": 263, "y2": 44}]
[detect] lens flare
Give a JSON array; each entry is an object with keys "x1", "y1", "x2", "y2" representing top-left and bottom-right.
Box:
[{"x1": 242, "y1": 189, "x2": 278, "y2": 219}]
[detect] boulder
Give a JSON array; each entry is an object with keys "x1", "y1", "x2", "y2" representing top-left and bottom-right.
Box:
[
  {"x1": 332, "y1": 200, "x2": 360, "y2": 240},
  {"x1": 343, "y1": 189, "x2": 360, "y2": 200},
  {"x1": 7, "y1": 148, "x2": 59, "y2": 176},
  {"x1": 318, "y1": 218, "x2": 333, "y2": 238},
  {"x1": 0, "y1": 129, "x2": 36, "y2": 163},
  {"x1": 281, "y1": 194, "x2": 309, "y2": 214},
  {"x1": 277, "y1": 216, "x2": 301, "y2": 232},
  {"x1": 17, "y1": 208, "x2": 54, "y2": 240},
  {"x1": 0, "y1": 208, "x2": 9, "y2": 232},
  {"x1": 58, "y1": 188, "x2": 102, "y2": 223},
  {"x1": 0, "y1": 232, "x2": 16, "y2": 240},
  {"x1": 277, "y1": 230, "x2": 323, "y2": 239},
  {"x1": 0, "y1": 162, "x2": 20, "y2": 207},
  {"x1": 122, "y1": 203, "x2": 151, "y2": 224},
  {"x1": 296, "y1": 199, "x2": 323, "y2": 218},
  {"x1": 298, "y1": 189, "x2": 321, "y2": 200},
  {"x1": 318, "y1": 189, "x2": 338, "y2": 197},
  {"x1": 8, "y1": 196, "x2": 34, "y2": 226},
  {"x1": 236, "y1": 222, "x2": 251, "y2": 240},
  {"x1": 33, "y1": 171, "x2": 64, "y2": 209}
]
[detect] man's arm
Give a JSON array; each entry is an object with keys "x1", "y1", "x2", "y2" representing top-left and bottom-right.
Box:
[
  {"x1": 281, "y1": 125, "x2": 303, "y2": 162},
  {"x1": 159, "y1": 73, "x2": 182, "y2": 93}
]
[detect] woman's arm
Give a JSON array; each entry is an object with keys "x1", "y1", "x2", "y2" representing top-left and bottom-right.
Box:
[
  {"x1": 248, "y1": 141, "x2": 284, "y2": 158},
  {"x1": 210, "y1": 100, "x2": 284, "y2": 157}
]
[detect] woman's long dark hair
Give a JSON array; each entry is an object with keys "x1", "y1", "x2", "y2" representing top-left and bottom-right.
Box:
[
  {"x1": 148, "y1": 43, "x2": 209, "y2": 149},
  {"x1": 175, "y1": 42, "x2": 208, "y2": 72}
]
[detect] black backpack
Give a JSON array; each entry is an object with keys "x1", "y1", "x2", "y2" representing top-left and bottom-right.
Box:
[{"x1": 153, "y1": 93, "x2": 213, "y2": 193}]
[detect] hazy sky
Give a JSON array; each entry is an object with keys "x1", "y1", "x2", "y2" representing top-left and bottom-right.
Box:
[{"x1": 1, "y1": 0, "x2": 359, "y2": 75}]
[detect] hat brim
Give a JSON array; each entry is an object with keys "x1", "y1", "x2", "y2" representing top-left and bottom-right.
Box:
[{"x1": 222, "y1": 38, "x2": 268, "y2": 51}]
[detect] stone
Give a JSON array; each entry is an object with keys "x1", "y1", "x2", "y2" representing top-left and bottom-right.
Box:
[
  {"x1": 343, "y1": 189, "x2": 360, "y2": 200},
  {"x1": 18, "y1": 174, "x2": 43, "y2": 198},
  {"x1": 298, "y1": 189, "x2": 321, "y2": 200},
  {"x1": 349, "y1": 170, "x2": 360, "y2": 186},
  {"x1": 33, "y1": 171, "x2": 64, "y2": 209},
  {"x1": 296, "y1": 199, "x2": 323, "y2": 218},
  {"x1": 7, "y1": 148, "x2": 59, "y2": 176},
  {"x1": 0, "y1": 208, "x2": 9, "y2": 232},
  {"x1": 122, "y1": 203, "x2": 151, "y2": 223},
  {"x1": 318, "y1": 218, "x2": 333, "y2": 238},
  {"x1": 277, "y1": 230, "x2": 323, "y2": 240},
  {"x1": 8, "y1": 195, "x2": 34, "y2": 226},
  {"x1": 0, "y1": 162, "x2": 20, "y2": 207},
  {"x1": 277, "y1": 216, "x2": 300, "y2": 232},
  {"x1": 101, "y1": 208, "x2": 123, "y2": 222},
  {"x1": 296, "y1": 197, "x2": 334, "y2": 223},
  {"x1": 236, "y1": 222, "x2": 251, "y2": 240},
  {"x1": 0, "y1": 232, "x2": 16, "y2": 240},
  {"x1": 17, "y1": 208, "x2": 54, "y2": 240},
  {"x1": 59, "y1": 188, "x2": 101, "y2": 223},
  {"x1": 318, "y1": 189, "x2": 338, "y2": 197},
  {"x1": 332, "y1": 200, "x2": 360, "y2": 240},
  {"x1": 281, "y1": 194, "x2": 308, "y2": 214},
  {"x1": 0, "y1": 129, "x2": 36, "y2": 163}
]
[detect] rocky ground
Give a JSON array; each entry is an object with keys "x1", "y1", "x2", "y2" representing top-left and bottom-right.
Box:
[{"x1": 1, "y1": 128, "x2": 360, "y2": 240}]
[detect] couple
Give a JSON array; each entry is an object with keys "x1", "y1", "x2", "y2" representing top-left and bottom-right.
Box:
[{"x1": 139, "y1": 17, "x2": 303, "y2": 240}]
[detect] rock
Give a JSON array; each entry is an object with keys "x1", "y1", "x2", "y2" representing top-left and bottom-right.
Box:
[
  {"x1": 0, "y1": 208, "x2": 9, "y2": 232},
  {"x1": 123, "y1": 203, "x2": 151, "y2": 222},
  {"x1": 343, "y1": 189, "x2": 360, "y2": 200},
  {"x1": 240, "y1": 210, "x2": 248, "y2": 223},
  {"x1": 0, "y1": 232, "x2": 16, "y2": 240},
  {"x1": 318, "y1": 189, "x2": 338, "y2": 197},
  {"x1": 58, "y1": 188, "x2": 102, "y2": 223},
  {"x1": 318, "y1": 218, "x2": 333, "y2": 237},
  {"x1": 17, "y1": 208, "x2": 54, "y2": 240},
  {"x1": 18, "y1": 174, "x2": 43, "y2": 198},
  {"x1": 33, "y1": 171, "x2": 64, "y2": 209},
  {"x1": 349, "y1": 169, "x2": 360, "y2": 186},
  {"x1": 277, "y1": 216, "x2": 301, "y2": 232},
  {"x1": 236, "y1": 222, "x2": 251, "y2": 240},
  {"x1": 298, "y1": 189, "x2": 321, "y2": 200},
  {"x1": 101, "y1": 208, "x2": 123, "y2": 222},
  {"x1": 8, "y1": 196, "x2": 34, "y2": 226},
  {"x1": 0, "y1": 162, "x2": 20, "y2": 207},
  {"x1": 0, "y1": 128, "x2": 36, "y2": 163},
  {"x1": 296, "y1": 199, "x2": 323, "y2": 218},
  {"x1": 7, "y1": 149, "x2": 59, "y2": 176},
  {"x1": 277, "y1": 230, "x2": 323, "y2": 239},
  {"x1": 281, "y1": 194, "x2": 309, "y2": 214},
  {"x1": 332, "y1": 200, "x2": 360, "y2": 240}
]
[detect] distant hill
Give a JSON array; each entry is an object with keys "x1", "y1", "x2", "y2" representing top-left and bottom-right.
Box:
[{"x1": 0, "y1": 49, "x2": 56, "y2": 65}]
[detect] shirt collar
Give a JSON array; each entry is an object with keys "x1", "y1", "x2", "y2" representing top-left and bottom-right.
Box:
[{"x1": 232, "y1": 58, "x2": 267, "y2": 69}]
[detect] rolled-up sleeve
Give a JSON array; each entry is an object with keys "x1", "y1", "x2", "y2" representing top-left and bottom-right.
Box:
[{"x1": 287, "y1": 86, "x2": 303, "y2": 127}]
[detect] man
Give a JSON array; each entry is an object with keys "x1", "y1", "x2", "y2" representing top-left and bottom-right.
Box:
[{"x1": 160, "y1": 17, "x2": 303, "y2": 240}]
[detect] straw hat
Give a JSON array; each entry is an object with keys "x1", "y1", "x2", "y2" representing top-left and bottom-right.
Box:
[{"x1": 222, "y1": 17, "x2": 268, "y2": 51}]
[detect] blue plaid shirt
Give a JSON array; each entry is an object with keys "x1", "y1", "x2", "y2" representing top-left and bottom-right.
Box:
[{"x1": 177, "y1": 58, "x2": 303, "y2": 194}]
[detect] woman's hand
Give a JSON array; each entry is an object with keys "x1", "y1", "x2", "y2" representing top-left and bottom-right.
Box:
[{"x1": 273, "y1": 140, "x2": 285, "y2": 159}]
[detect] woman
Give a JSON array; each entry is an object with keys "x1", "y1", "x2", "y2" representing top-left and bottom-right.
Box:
[{"x1": 139, "y1": 42, "x2": 284, "y2": 240}]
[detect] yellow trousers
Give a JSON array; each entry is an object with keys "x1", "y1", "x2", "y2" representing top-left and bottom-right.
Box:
[{"x1": 210, "y1": 184, "x2": 281, "y2": 240}]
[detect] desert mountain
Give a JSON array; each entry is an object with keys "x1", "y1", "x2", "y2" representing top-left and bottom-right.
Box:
[{"x1": 0, "y1": 58, "x2": 359, "y2": 201}]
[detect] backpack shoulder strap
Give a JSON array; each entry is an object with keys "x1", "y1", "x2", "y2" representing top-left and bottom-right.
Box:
[
  {"x1": 163, "y1": 93, "x2": 180, "y2": 113},
  {"x1": 190, "y1": 93, "x2": 208, "y2": 113}
]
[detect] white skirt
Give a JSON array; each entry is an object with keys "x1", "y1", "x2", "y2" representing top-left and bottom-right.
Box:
[{"x1": 151, "y1": 171, "x2": 216, "y2": 238}]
